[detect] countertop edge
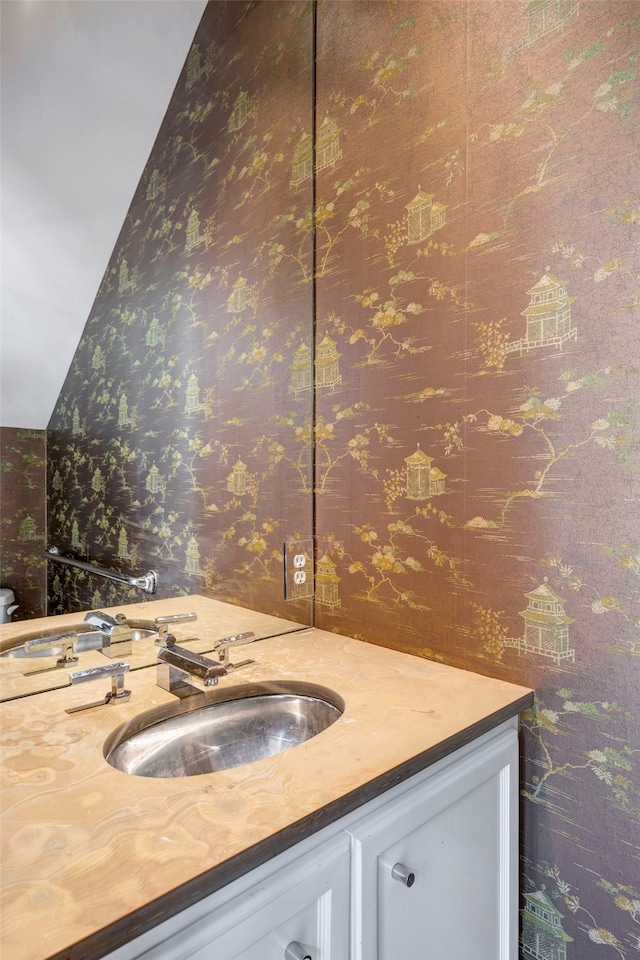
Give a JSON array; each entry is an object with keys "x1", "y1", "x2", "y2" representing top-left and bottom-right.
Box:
[{"x1": 55, "y1": 691, "x2": 534, "y2": 960}]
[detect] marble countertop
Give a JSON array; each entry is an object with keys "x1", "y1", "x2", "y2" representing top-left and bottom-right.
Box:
[{"x1": 0, "y1": 596, "x2": 533, "y2": 960}]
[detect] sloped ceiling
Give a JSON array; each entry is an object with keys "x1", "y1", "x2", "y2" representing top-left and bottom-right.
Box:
[{"x1": 0, "y1": 0, "x2": 207, "y2": 429}]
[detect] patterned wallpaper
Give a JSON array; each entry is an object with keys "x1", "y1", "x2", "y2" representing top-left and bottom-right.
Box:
[
  {"x1": 47, "y1": 0, "x2": 315, "y2": 623},
  {"x1": 0, "y1": 428, "x2": 47, "y2": 620},
  {"x1": 44, "y1": 1, "x2": 639, "y2": 956},
  {"x1": 312, "y1": 3, "x2": 639, "y2": 958}
]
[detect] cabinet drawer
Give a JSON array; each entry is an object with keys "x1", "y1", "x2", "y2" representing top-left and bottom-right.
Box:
[{"x1": 112, "y1": 834, "x2": 350, "y2": 960}]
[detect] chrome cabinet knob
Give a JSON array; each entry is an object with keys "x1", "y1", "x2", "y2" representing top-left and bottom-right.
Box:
[
  {"x1": 391, "y1": 862, "x2": 415, "y2": 887},
  {"x1": 284, "y1": 941, "x2": 312, "y2": 960}
]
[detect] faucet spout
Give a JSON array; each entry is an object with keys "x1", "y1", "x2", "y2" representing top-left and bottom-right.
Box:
[
  {"x1": 156, "y1": 639, "x2": 227, "y2": 697},
  {"x1": 83, "y1": 610, "x2": 133, "y2": 658},
  {"x1": 155, "y1": 631, "x2": 258, "y2": 698},
  {"x1": 84, "y1": 610, "x2": 118, "y2": 631}
]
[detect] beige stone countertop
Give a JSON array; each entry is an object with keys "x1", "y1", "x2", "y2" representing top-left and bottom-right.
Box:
[
  {"x1": 0, "y1": 601, "x2": 533, "y2": 960},
  {"x1": 0, "y1": 595, "x2": 306, "y2": 701}
]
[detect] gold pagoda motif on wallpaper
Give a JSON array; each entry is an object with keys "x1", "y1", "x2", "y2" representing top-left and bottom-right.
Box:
[
  {"x1": 117, "y1": 528, "x2": 130, "y2": 561},
  {"x1": 314, "y1": 335, "x2": 342, "y2": 390},
  {"x1": 118, "y1": 394, "x2": 133, "y2": 428},
  {"x1": 509, "y1": 0, "x2": 580, "y2": 57},
  {"x1": 289, "y1": 342, "x2": 312, "y2": 395},
  {"x1": 501, "y1": 580, "x2": 577, "y2": 665},
  {"x1": 506, "y1": 270, "x2": 577, "y2": 358},
  {"x1": 17, "y1": 516, "x2": 38, "y2": 542},
  {"x1": 404, "y1": 446, "x2": 446, "y2": 501},
  {"x1": 406, "y1": 187, "x2": 447, "y2": 245},
  {"x1": 145, "y1": 464, "x2": 161, "y2": 494},
  {"x1": 227, "y1": 277, "x2": 248, "y2": 313},
  {"x1": 288, "y1": 337, "x2": 342, "y2": 393},
  {"x1": 118, "y1": 258, "x2": 133, "y2": 295},
  {"x1": 290, "y1": 115, "x2": 341, "y2": 187},
  {"x1": 185, "y1": 209, "x2": 205, "y2": 253},
  {"x1": 185, "y1": 536, "x2": 204, "y2": 580},
  {"x1": 185, "y1": 374, "x2": 205, "y2": 415},
  {"x1": 226, "y1": 459, "x2": 248, "y2": 496},
  {"x1": 521, "y1": 887, "x2": 573, "y2": 960},
  {"x1": 228, "y1": 91, "x2": 249, "y2": 132},
  {"x1": 519, "y1": 581, "x2": 575, "y2": 665},
  {"x1": 314, "y1": 554, "x2": 341, "y2": 611}
]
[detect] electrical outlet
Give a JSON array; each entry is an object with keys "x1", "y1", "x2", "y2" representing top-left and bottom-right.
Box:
[{"x1": 283, "y1": 539, "x2": 314, "y2": 600}]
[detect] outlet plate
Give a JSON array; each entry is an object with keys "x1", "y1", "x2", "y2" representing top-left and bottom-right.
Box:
[{"x1": 283, "y1": 539, "x2": 314, "y2": 600}]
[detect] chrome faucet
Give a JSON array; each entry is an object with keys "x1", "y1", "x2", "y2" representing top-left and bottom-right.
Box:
[
  {"x1": 155, "y1": 631, "x2": 256, "y2": 698},
  {"x1": 83, "y1": 610, "x2": 119, "y2": 632},
  {"x1": 156, "y1": 638, "x2": 227, "y2": 697},
  {"x1": 83, "y1": 610, "x2": 132, "y2": 658}
]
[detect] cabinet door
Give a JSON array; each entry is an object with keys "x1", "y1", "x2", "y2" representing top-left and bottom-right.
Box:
[
  {"x1": 128, "y1": 833, "x2": 350, "y2": 960},
  {"x1": 350, "y1": 728, "x2": 518, "y2": 960}
]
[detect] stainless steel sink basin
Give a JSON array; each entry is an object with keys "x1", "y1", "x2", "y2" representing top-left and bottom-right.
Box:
[
  {"x1": 1, "y1": 622, "x2": 156, "y2": 658},
  {"x1": 104, "y1": 681, "x2": 344, "y2": 778}
]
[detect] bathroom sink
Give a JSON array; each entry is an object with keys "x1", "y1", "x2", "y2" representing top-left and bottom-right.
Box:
[
  {"x1": 104, "y1": 681, "x2": 344, "y2": 778},
  {"x1": 0, "y1": 622, "x2": 156, "y2": 658}
]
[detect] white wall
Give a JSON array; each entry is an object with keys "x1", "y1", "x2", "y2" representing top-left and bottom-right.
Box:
[{"x1": 0, "y1": 0, "x2": 207, "y2": 429}]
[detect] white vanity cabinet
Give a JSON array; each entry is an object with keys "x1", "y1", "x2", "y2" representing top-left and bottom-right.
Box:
[
  {"x1": 107, "y1": 720, "x2": 518, "y2": 960},
  {"x1": 349, "y1": 724, "x2": 518, "y2": 960},
  {"x1": 110, "y1": 835, "x2": 351, "y2": 960}
]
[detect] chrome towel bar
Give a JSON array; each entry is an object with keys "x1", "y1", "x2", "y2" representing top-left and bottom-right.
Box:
[{"x1": 45, "y1": 546, "x2": 157, "y2": 594}]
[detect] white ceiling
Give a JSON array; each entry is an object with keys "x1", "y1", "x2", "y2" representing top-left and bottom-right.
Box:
[{"x1": 0, "y1": 0, "x2": 207, "y2": 429}]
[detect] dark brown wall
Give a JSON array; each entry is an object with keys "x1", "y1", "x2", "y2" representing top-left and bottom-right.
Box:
[
  {"x1": 313, "y1": 2, "x2": 640, "y2": 956},
  {"x1": 0, "y1": 427, "x2": 47, "y2": 619},
  {"x1": 46, "y1": 1, "x2": 639, "y2": 955}
]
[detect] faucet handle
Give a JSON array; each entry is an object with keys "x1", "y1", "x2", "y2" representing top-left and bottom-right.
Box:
[
  {"x1": 214, "y1": 631, "x2": 256, "y2": 666},
  {"x1": 216, "y1": 631, "x2": 256, "y2": 648},
  {"x1": 154, "y1": 613, "x2": 198, "y2": 644},
  {"x1": 24, "y1": 632, "x2": 79, "y2": 666},
  {"x1": 66, "y1": 661, "x2": 131, "y2": 713},
  {"x1": 155, "y1": 612, "x2": 198, "y2": 628}
]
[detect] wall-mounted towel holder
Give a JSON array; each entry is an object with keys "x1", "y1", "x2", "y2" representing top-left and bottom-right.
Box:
[{"x1": 45, "y1": 546, "x2": 157, "y2": 594}]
